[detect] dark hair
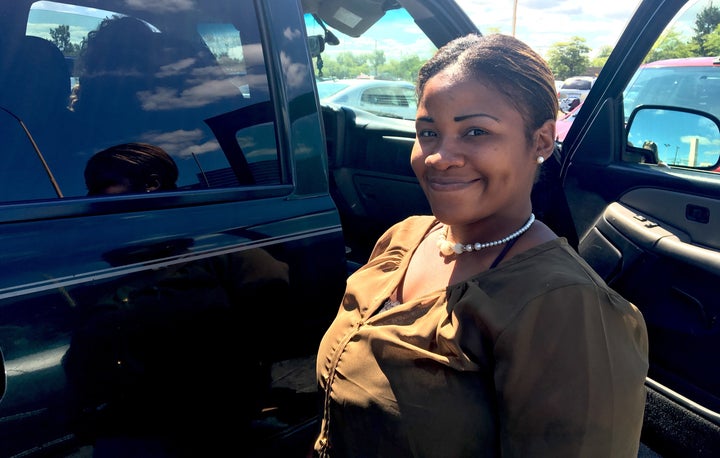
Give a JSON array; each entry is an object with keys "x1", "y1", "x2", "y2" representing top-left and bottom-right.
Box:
[
  {"x1": 416, "y1": 33, "x2": 558, "y2": 141},
  {"x1": 74, "y1": 16, "x2": 157, "y2": 77},
  {"x1": 642, "y1": 140, "x2": 658, "y2": 153},
  {"x1": 85, "y1": 142, "x2": 178, "y2": 195}
]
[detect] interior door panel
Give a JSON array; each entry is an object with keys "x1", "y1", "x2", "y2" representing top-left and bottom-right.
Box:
[
  {"x1": 325, "y1": 105, "x2": 428, "y2": 262},
  {"x1": 565, "y1": 155, "x2": 720, "y2": 456}
]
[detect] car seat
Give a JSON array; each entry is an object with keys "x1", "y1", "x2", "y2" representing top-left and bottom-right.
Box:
[
  {"x1": 0, "y1": 36, "x2": 71, "y2": 201},
  {"x1": 0, "y1": 35, "x2": 71, "y2": 130}
]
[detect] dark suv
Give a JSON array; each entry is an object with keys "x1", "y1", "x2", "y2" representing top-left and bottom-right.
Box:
[{"x1": 1, "y1": 0, "x2": 720, "y2": 457}]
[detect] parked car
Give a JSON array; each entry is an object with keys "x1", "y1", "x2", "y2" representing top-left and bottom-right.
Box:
[
  {"x1": 557, "y1": 75, "x2": 596, "y2": 112},
  {"x1": 317, "y1": 78, "x2": 417, "y2": 120},
  {"x1": 555, "y1": 100, "x2": 582, "y2": 142},
  {"x1": 1, "y1": 0, "x2": 720, "y2": 457},
  {"x1": 623, "y1": 56, "x2": 720, "y2": 170},
  {"x1": 560, "y1": 56, "x2": 720, "y2": 172}
]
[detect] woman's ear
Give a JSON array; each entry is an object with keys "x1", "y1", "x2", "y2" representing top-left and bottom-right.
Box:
[
  {"x1": 534, "y1": 118, "x2": 556, "y2": 159},
  {"x1": 144, "y1": 174, "x2": 162, "y2": 192}
]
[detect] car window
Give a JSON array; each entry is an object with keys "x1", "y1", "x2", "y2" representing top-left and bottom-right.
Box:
[
  {"x1": 305, "y1": 10, "x2": 428, "y2": 121},
  {"x1": 360, "y1": 86, "x2": 415, "y2": 107},
  {"x1": 562, "y1": 79, "x2": 592, "y2": 90},
  {"x1": 0, "y1": 0, "x2": 281, "y2": 203},
  {"x1": 622, "y1": 3, "x2": 720, "y2": 172}
]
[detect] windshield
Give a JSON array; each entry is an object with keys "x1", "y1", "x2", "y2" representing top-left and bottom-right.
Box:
[
  {"x1": 623, "y1": 64, "x2": 720, "y2": 121},
  {"x1": 317, "y1": 82, "x2": 349, "y2": 99}
]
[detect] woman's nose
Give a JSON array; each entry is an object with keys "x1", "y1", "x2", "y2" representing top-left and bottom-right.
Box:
[{"x1": 424, "y1": 138, "x2": 464, "y2": 169}]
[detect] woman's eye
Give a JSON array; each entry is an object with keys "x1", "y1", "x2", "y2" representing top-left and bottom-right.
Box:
[
  {"x1": 467, "y1": 128, "x2": 488, "y2": 136},
  {"x1": 417, "y1": 130, "x2": 437, "y2": 138}
]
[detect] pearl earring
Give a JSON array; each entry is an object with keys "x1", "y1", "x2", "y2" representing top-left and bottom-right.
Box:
[{"x1": 536, "y1": 156, "x2": 545, "y2": 164}]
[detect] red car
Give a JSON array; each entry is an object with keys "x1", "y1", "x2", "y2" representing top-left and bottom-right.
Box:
[{"x1": 555, "y1": 101, "x2": 582, "y2": 142}]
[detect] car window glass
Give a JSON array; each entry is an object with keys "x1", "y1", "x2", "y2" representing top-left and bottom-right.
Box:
[
  {"x1": 0, "y1": 0, "x2": 280, "y2": 204},
  {"x1": 305, "y1": 9, "x2": 429, "y2": 121},
  {"x1": 360, "y1": 86, "x2": 415, "y2": 107},
  {"x1": 562, "y1": 79, "x2": 592, "y2": 90},
  {"x1": 622, "y1": 0, "x2": 720, "y2": 172}
]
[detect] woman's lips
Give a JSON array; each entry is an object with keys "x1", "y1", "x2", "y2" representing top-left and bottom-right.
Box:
[{"x1": 426, "y1": 176, "x2": 483, "y2": 191}]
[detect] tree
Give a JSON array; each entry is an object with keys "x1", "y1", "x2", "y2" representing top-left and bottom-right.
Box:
[
  {"x1": 370, "y1": 50, "x2": 386, "y2": 77},
  {"x1": 646, "y1": 28, "x2": 694, "y2": 62},
  {"x1": 590, "y1": 45, "x2": 613, "y2": 69},
  {"x1": 372, "y1": 54, "x2": 424, "y2": 82},
  {"x1": 49, "y1": 24, "x2": 76, "y2": 55},
  {"x1": 692, "y1": 2, "x2": 720, "y2": 55},
  {"x1": 546, "y1": 36, "x2": 591, "y2": 80},
  {"x1": 704, "y1": 24, "x2": 720, "y2": 55}
]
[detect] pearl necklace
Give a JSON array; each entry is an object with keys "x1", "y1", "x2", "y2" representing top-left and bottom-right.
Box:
[{"x1": 437, "y1": 213, "x2": 535, "y2": 257}]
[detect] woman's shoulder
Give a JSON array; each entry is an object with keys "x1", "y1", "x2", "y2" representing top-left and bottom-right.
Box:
[
  {"x1": 486, "y1": 237, "x2": 633, "y2": 308},
  {"x1": 368, "y1": 215, "x2": 438, "y2": 261},
  {"x1": 378, "y1": 215, "x2": 438, "y2": 244},
  {"x1": 499, "y1": 237, "x2": 602, "y2": 282}
]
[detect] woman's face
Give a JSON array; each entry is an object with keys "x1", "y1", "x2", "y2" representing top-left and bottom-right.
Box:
[{"x1": 411, "y1": 69, "x2": 554, "y2": 227}]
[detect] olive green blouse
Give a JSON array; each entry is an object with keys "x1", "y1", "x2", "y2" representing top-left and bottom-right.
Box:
[{"x1": 315, "y1": 215, "x2": 649, "y2": 458}]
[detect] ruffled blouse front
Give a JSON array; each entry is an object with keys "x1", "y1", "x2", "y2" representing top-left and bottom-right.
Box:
[{"x1": 315, "y1": 215, "x2": 648, "y2": 458}]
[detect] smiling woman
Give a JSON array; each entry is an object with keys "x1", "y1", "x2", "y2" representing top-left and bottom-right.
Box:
[{"x1": 314, "y1": 32, "x2": 649, "y2": 458}]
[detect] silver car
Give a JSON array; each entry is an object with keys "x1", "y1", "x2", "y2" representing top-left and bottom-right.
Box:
[
  {"x1": 557, "y1": 75, "x2": 596, "y2": 112},
  {"x1": 317, "y1": 78, "x2": 417, "y2": 120}
]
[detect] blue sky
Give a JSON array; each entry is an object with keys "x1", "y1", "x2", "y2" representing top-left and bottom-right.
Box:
[{"x1": 306, "y1": 1, "x2": 652, "y2": 63}]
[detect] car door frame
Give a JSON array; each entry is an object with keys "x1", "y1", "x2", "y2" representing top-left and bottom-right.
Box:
[{"x1": 559, "y1": 0, "x2": 720, "y2": 455}]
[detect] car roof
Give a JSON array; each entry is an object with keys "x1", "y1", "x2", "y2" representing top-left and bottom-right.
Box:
[
  {"x1": 642, "y1": 56, "x2": 720, "y2": 68},
  {"x1": 317, "y1": 78, "x2": 414, "y2": 87},
  {"x1": 563, "y1": 76, "x2": 596, "y2": 82}
]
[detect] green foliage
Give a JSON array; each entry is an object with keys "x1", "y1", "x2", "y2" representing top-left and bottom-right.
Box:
[
  {"x1": 546, "y1": 36, "x2": 591, "y2": 80},
  {"x1": 370, "y1": 50, "x2": 386, "y2": 77},
  {"x1": 314, "y1": 51, "x2": 427, "y2": 83},
  {"x1": 49, "y1": 24, "x2": 78, "y2": 55},
  {"x1": 590, "y1": 45, "x2": 613, "y2": 68},
  {"x1": 646, "y1": 28, "x2": 694, "y2": 62},
  {"x1": 704, "y1": 24, "x2": 720, "y2": 55},
  {"x1": 546, "y1": 4, "x2": 720, "y2": 78},
  {"x1": 307, "y1": 7, "x2": 700, "y2": 84},
  {"x1": 693, "y1": 2, "x2": 720, "y2": 54}
]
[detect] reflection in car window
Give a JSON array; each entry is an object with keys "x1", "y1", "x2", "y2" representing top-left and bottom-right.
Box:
[{"x1": 0, "y1": 0, "x2": 280, "y2": 204}]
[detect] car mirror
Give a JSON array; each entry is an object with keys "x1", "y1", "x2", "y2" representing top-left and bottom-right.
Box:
[
  {"x1": 626, "y1": 105, "x2": 720, "y2": 171},
  {"x1": 308, "y1": 35, "x2": 325, "y2": 58}
]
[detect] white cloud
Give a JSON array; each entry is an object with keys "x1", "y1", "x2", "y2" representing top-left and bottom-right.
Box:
[{"x1": 455, "y1": 0, "x2": 643, "y2": 57}]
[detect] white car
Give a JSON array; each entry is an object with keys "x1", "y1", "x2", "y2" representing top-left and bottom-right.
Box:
[
  {"x1": 317, "y1": 78, "x2": 417, "y2": 120},
  {"x1": 557, "y1": 76, "x2": 596, "y2": 112}
]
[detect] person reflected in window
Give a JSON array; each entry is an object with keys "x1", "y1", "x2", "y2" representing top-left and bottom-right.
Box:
[
  {"x1": 642, "y1": 140, "x2": 667, "y2": 166},
  {"x1": 84, "y1": 142, "x2": 178, "y2": 195}
]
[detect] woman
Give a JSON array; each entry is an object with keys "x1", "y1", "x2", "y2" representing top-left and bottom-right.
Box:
[{"x1": 314, "y1": 34, "x2": 648, "y2": 457}]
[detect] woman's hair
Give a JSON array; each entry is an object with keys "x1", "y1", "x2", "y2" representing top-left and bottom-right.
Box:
[
  {"x1": 416, "y1": 33, "x2": 558, "y2": 141},
  {"x1": 642, "y1": 140, "x2": 658, "y2": 153},
  {"x1": 74, "y1": 16, "x2": 157, "y2": 77},
  {"x1": 85, "y1": 142, "x2": 179, "y2": 195}
]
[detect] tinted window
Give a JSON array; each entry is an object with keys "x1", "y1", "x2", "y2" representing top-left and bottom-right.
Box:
[
  {"x1": 0, "y1": 0, "x2": 279, "y2": 203},
  {"x1": 562, "y1": 78, "x2": 592, "y2": 90}
]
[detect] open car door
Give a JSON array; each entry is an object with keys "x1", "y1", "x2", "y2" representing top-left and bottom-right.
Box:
[{"x1": 559, "y1": 0, "x2": 720, "y2": 455}]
